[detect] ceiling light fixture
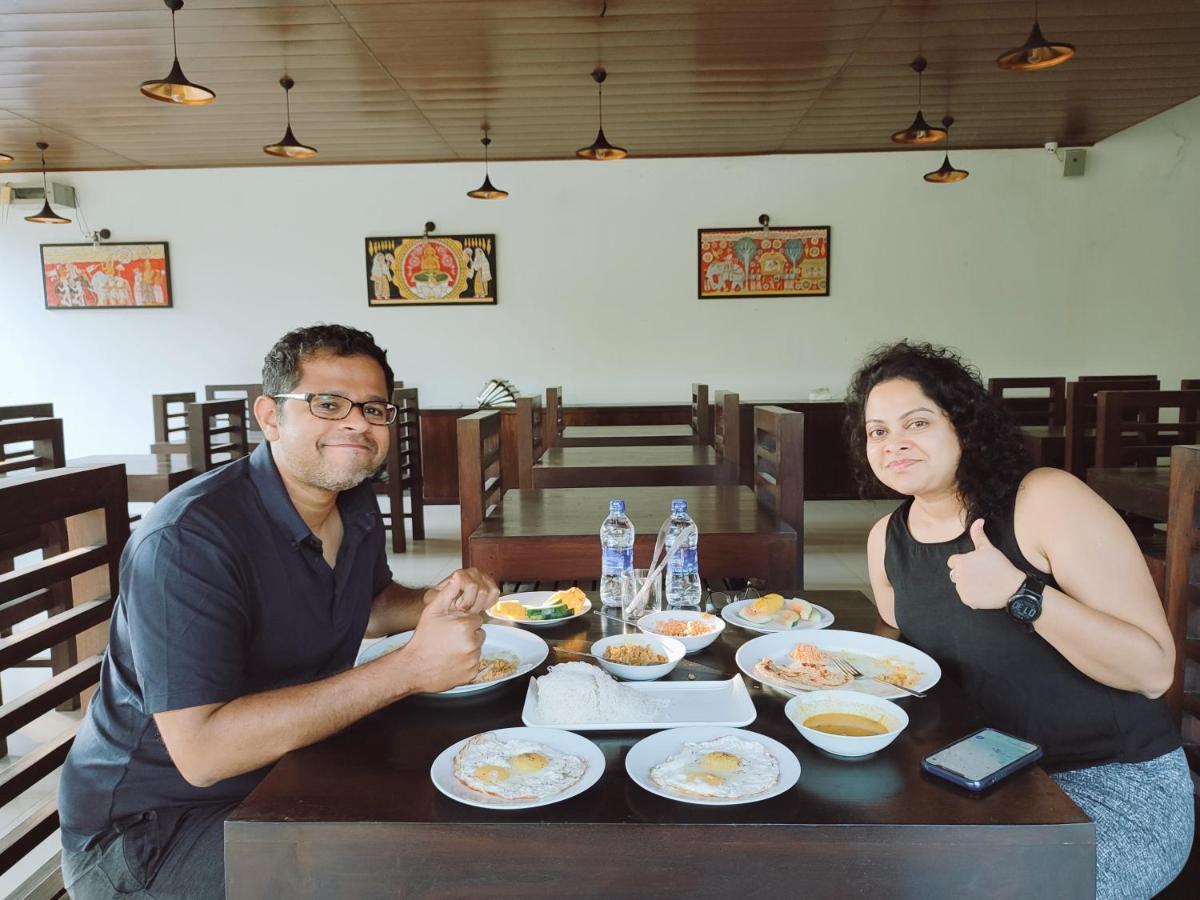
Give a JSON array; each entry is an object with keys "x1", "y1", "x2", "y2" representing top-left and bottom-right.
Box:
[
  {"x1": 467, "y1": 130, "x2": 508, "y2": 199},
  {"x1": 891, "y1": 56, "x2": 946, "y2": 145},
  {"x1": 139, "y1": 0, "x2": 215, "y2": 105},
  {"x1": 923, "y1": 116, "x2": 970, "y2": 183},
  {"x1": 998, "y1": 2, "x2": 1075, "y2": 71},
  {"x1": 263, "y1": 76, "x2": 318, "y2": 159},
  {"x1": 25, "y1": 142, "x2": 71, "y2": 224},
  {"x1": 0, "y1": 150, "x2": 12, "y2": 164},
  {"x1": 576, "y1": 67, "x2": 627, "y2": 160}
]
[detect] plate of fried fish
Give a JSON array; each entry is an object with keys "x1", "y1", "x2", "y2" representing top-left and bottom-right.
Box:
[{"x1": 355, "y1": 623, "x2": 549, "y2": 696}]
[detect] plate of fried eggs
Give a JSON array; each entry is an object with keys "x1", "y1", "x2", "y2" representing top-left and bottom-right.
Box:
[
  {"x1": 355, "y1": 624, "x2": 549, "y2": 696},
  {"x1": 625, "y1": 726, "x2": 801, "y2": 805},
  {"x1": 431, "y1": 727, "x2": 605, "y2": 809}
]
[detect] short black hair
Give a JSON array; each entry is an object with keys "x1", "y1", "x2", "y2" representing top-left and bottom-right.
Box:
[
  {"x1": 262, "y1": 324, "x2": 395, "y2": 399},
  {"x1": 843, "y1": 340, "x2": 1031, "y2": 527}
]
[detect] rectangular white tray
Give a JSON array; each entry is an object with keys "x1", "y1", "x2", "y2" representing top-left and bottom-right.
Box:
[{"x1": 520, "y1": 674, "x2": 757, "y2": 731}]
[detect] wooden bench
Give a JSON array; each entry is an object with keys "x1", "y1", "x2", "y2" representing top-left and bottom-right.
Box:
[{"x1": 0, "y1": 464, "x2": 131, "y2": 900}]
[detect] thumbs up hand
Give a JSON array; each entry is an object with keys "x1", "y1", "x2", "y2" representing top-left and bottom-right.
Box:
[{"x1": 945, "y1": 519, "x2": 1026, "y2": 610}]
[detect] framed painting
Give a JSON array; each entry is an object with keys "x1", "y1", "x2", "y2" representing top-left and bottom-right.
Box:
[
  {"x1": 366, "y1": 234, "x2": 497, "y2": 306},
  {"x1": 41, "y1": 242, "x2": 172, "y2": 309},
  {"x1": 698, "y1": 226, "x2": 830, "y2": 299}
]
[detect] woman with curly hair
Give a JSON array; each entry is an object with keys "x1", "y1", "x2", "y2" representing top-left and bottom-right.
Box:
[{"x1": 846, "y1": 340, "x2": 1192, "y2": 899}]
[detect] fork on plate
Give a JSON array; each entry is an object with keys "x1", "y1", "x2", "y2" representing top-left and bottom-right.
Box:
[{"x1": 830, "y1": 655, "x2": 927, "y2": 698}]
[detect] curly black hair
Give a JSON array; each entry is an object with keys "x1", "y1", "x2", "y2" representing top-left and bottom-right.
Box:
[
  {"x1": 843, "y1": 340, "x2": 1031, "y2": 528},
  {"x1": 262, "y1": 323, "x2": 395, "y2": 401}
]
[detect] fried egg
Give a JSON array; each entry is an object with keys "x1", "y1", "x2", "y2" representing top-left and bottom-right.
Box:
[
  {"x1": 649, "y1": 735, "x2": 780, "y2": 800},
  {"x1": 453, "y1": 732, "x2": 587, "y2": 801}
]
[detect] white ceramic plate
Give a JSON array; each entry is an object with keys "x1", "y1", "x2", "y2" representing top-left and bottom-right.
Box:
[
  {"x1": 521, "y1": 674, "x2": 757, "y2": 731},
  {"x1": 721, "y1": 598, "x2": 834, "y2": 634},
  {"x1": 430, "y1": 726, "x2": 604, "y2": 810},
  {"x1": 734, "y1": 629, "x2": 941, "y2": 700},
  {"x1": 625, "y1": 726, "x2": 801, "y2": 806},
  {"x1": 487, "y1": 590, "x2": 594, "y2": 628},
  {"x1": 355, "y1": 624, "x2": 548, "y2": 696}
]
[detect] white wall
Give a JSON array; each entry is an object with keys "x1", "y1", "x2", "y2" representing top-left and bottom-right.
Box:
[{"x1": 2, "y1": 96, "x2": 1197, "y2": 457}]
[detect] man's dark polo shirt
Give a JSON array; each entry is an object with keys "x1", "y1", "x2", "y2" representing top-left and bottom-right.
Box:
[{"x1": 58, "y1": 442, "x2": 392, "y2": 850}]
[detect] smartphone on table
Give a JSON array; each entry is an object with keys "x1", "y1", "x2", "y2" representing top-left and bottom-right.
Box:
[{"x1": 922, "y1": 727, "x2": 1043, "y2": 791}]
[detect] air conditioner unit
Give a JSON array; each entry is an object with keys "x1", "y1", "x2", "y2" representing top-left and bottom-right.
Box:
[{"x1": 6, "y1": 182, "x2": 77, "y2": 210}]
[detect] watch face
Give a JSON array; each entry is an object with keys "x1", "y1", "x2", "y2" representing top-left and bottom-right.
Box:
[{"x1": 1009, "y1": 594, "x2": 1040, "y2": 621}]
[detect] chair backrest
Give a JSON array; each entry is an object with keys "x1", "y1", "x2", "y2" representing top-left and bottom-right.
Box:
[
  {"x1": 691, "y1": 383, "x2": 712, "y2": 443},
  {"x1": 1164, "y1": 444, "x2": 1200, "y2": 727},
  {"x1": 383, "y1": 387, "x2": 424, "y2": 553},
  {"x1": 1065, "y1": 378, "x2": 1160, "y2": 477},
  {"x1": 205, "y1": 383, "x2": 264, "y2": 433},
  {"x1": 1079, "y1": 374, "x2": 1158, "y2": 381},
  {"x1": 544, "y1": 386, "x2": 565, "y2": 449},
  {"x1": 753, "y1": 405, "x2": 805, "y2": 589},
  {"x1": 0, "y1": 403, "x2": 54, "y2": 422},
  {"x1": 516, "y1": 395, "x2": 545, "y2": 490},
  {"x1": 1094, "y1": 390, "x2": 1200, "y2": 470},
  {"x1": 150, "y1": 391, "x2": 196, "y2": 452},
  {"x1": 987, "y1": 377, "x2": 1067, "y2": 428},
  {"x1": 714, "y1": 390, "x2": 741, "y2": 482},
  {"x1": 0, "y1": 418, "x2": 65, "y2": 478},
  {"x1": 0, "y1": 464, "x2": 130, "y2": 886},
  {"x1": 1182, "y1": 379, "x2": 1200, "y2": 391},
  {"x1": 186, "y1": 399, "x2": 249, "y2": 473},
  {"x1": 457, "y1": 411, "x2": 503, "y2": 566}
]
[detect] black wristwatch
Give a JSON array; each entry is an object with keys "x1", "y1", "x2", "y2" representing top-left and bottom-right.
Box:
[{"x1": 1006, "y1": 575, "x2": 1045, "y2": 629}]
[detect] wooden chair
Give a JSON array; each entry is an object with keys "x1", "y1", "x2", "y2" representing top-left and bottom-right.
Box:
[
  {"x1": 544, "y1": 386, "x2": 565, "y2": 449},
  {"x1": 0, "y1": 418, "x2": 65, "y2": 478},
  {"x1": 1165, "y1": 445, "x2": 1200, "y2": 773},
  {"x1": 753, "y1": 406, "x2": 805, "y2": 589},
  {"x1": 987, "y1": 377, "x2": 1066, "y2": 428},
  {"x1": 185, "y1": 399, "x2": 249, "y2": 474},
  {"x1": 1182, "y1": 379, "x2": 1200, "y2": 392},
  {"x1": 457, "y1": 411, "x2": 504, "y2": 567},
  {"x1": 0, "y1": 464, "x2": 130, "y2": 899},
  {"x1": 149, "y1": 392, "x2": 196, "y2": 455},
  {"x1": 692, "y1": 383, "x2": 713, "y2": 444},
  {"x1": 0, "y1": 403, "x2": 54, "y2": 422},
  {"x1": 1079, "y1": 374, "x2": 1158, "y2": 381},
  {"x1": 516, "y1": 395, "x2": 545, "y2": 490},
  {"x1": 714, "y1": 390, "x2": 741, "y2": 484},
  {"x1": 205, "y1": 383, "x2": 264, "y2": 434},
  {"x1": 379, "y1": 387, "x2": 425, "y2": 553},
  {"x1": 1064, "y1": 378, "x2": 1160, "y2": 478},
  {"x1": 1095, "y1": 390, "x2": 1200, "y2": 470}
]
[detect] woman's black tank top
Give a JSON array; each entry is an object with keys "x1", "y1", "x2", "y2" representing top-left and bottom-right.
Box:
[{"x1": 885, "y1": 497, "x2": 1179, "y2": 771}]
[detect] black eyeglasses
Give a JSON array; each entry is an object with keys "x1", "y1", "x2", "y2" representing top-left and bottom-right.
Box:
[{"x1": 273, "y1": 393, "x2": 398, "y2": 426}]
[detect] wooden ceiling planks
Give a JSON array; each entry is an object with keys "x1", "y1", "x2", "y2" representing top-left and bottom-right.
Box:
[{"x1": 0, "y1": 0, "x2": 1197, "y2": 171}]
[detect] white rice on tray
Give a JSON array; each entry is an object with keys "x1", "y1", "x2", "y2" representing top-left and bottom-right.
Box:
[{"x1": 534, "y1": 661, "x2": 668, "y2": 724}]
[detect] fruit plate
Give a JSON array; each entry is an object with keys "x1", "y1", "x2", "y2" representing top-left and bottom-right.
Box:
[
  {"x1": 720, "y1": 598, "x2": 834, "y2": 634},
  {"x1": 487, "y1": 590, "x2": 592, "y2": 628}
]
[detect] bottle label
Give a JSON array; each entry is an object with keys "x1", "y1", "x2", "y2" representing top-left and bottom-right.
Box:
[
  {"x1": 602, "y1": 547, "x2": 633, "y2": 574},
  {"x1": 668, "y1": 547, "x2": 698, "y2": 575}
]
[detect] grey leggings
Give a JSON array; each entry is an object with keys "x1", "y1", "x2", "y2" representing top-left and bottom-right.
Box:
[{"x1": 1052, "y1": 747, "x2": 1194, "y2": 900}]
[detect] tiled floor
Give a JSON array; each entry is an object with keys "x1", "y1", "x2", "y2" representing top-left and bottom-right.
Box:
[{"x1": 0, "y1": 499, "x2": 891, "y2": 896}]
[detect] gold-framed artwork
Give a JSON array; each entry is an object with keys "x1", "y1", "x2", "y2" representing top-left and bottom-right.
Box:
[
  {"x1": 366, "y1": 234, "x2": 497, "y2": 307},
  {"x1": 698, "y1": 226, "x2": 830, "y2": 298}
]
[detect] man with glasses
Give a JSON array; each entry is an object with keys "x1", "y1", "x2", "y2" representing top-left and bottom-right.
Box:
[{"x1": 59, "y1": 324, "x2": 499, "y2": 899}]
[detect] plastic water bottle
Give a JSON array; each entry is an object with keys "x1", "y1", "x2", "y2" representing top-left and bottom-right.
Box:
[
  {"x1": 599, "y1": 499, "x2": 635, "y2": 609},
  {"x1": 665, "y1": 499, "x2": 702, "y2": 609}
]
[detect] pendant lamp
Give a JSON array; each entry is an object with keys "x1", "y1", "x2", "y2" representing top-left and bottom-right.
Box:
[
  {"x1": 467, "y1": 132, "x2": 508, "y2": 199},
  {"x1": 25, "y1": 142, "x2": 71, "y2": 225},
  {"x1": 0, "y1": 151, "x2": 12, "y2": 164},
  {"x1": 139, "y1": 0, "x2": 215, "y2": 105},
  {"x1": 998, "y1": 2, "x2": 1075, "y2": 71},
  {"x1": 263, "y1": 76, "x2": 318, "y2": 159},
  {"x1": 891, "y1": 57, "x2": 946, "y2": 145},
  {"x1": 576, "y1": 68, "x2": 627, "y2": 160},
  {"x1": 923, "y1": 117, "x2": 970, "y2": 183}
]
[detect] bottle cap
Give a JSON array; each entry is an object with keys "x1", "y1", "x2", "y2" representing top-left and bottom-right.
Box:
[
  {"x1": 671, "y1": 499, "x2": 687, "y2": 514},
  {"x1": 609, "y1": 499, "x2": 625, "y2": 513}
]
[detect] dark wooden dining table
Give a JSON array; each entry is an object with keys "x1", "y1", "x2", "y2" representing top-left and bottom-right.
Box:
[
  {"x1": 1086, "y1": 466, "x2": 1171, "y2": 521},
  {"x1": 466, "y1": 484, "x2": 798, "y2": 587},
  {"x1": 65, "y1": 452, "x2": 194, "y2": 502},
  {"x1": 559, "y1": 423, "x2": 696, "y2": 446},
  {"x1": 225, "y1": 591, "x2": 1093, "y2": 899},
  {"x1": 532, "y1": 445, "x2": 724, "y2": 488}
]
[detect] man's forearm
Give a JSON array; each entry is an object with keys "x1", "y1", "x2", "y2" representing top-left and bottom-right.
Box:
[
  {"x1": 169, "y1": 653, "x2": 417, "y2": 786},
  {"x1": 364, "y1": 581, "x2": 428, "y2": 637}
]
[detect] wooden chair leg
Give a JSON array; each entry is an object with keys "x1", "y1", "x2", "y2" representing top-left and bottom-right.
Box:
[
  {"x1": 390, "y1": 496, "x2": 407, "y2": 554},
  {"x1": 410, "y1": 484, "x2": 426, "y2": 541}
]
